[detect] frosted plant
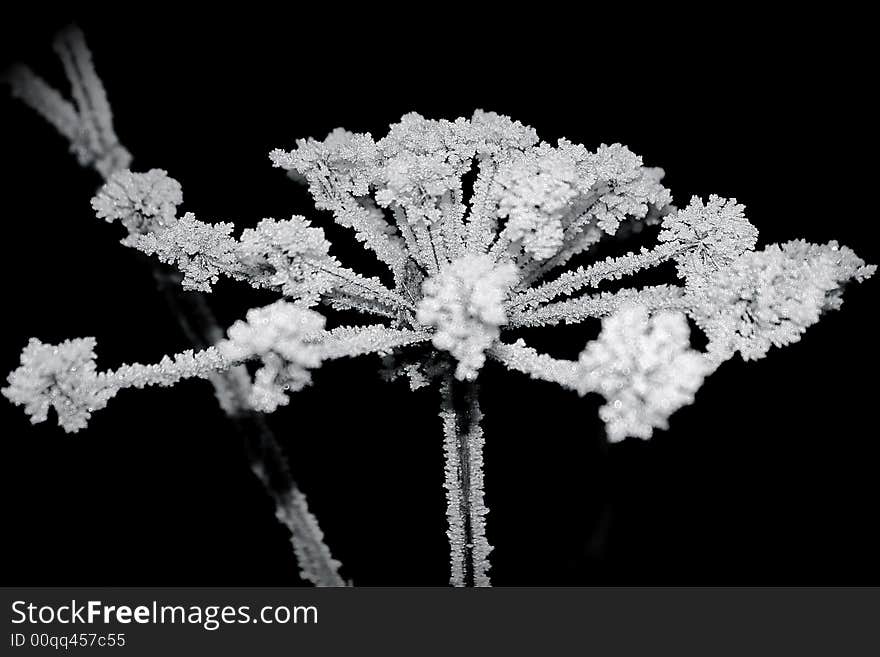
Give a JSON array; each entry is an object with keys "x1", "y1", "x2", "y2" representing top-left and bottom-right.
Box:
[{"x1": 4, "y1": 27, "x2": 874, "y2": 587}]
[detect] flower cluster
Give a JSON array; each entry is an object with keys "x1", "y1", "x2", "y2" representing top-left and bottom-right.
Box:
[
  {"x1": 219, "y1": 302, "x2": 326, "y2": 412},
  {"x1": 689, "y1": 240, "x2": 876, "y2": 362},
  {"x1": 576, "y1": 306, "x2": 712, "y2": 441},
  {"x1": 416, "y1": 254, "x2": 517, "y2": 380},
  {"x1": 659, "y1": 195, "x2": 758, "y2": 280},
  {"x1": 91, "y1": 168, "x2": 183, "y2": 234},
  {"x1": 2, "y1": 338, "x2": 109, "y2": 432}
]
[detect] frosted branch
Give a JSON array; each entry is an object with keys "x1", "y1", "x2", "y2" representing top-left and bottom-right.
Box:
[
  {"x1": 51, "y1": 26, "x2": 131, "y2": 176},
  {"x1": 274, "y1": 488, "x2": 345, "y2": 586},
  {"x1": 507, "y1": 241, "x2": 681, "y2": 311},
  {"x1": 488, "y1": 340, "x2": 583, "y2": 389},
  {"x1": 4, "y1": 65, "x2": 82, "y2": 150},
  {"x1": 507, "y1": 285, "x2": 687, "y2": 328},
  {"x1": 312, "y1": 325, "x2": 431, "y2": 360}
]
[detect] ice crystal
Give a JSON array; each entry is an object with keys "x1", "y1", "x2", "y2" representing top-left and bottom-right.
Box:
[{"x1": 5, "y1": 32, "x2": 874, "y2": 587}]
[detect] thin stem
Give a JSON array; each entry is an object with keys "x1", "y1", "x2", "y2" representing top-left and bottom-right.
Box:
[{"x1": 439, "y1": 374, "x2": 491, "y2": 587}]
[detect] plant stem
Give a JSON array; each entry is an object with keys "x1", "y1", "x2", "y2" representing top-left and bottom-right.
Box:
[
  {"x1": 439, "y1": 374, "x2": 491, "y2": 587},
  {"x1": 154, "y1": 265, "x2": 345, "y2": 586}
]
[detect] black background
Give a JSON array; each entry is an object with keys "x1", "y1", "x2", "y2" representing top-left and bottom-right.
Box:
[{"x1": 1, "y1": 9, "x2": 877, "y2": 585}]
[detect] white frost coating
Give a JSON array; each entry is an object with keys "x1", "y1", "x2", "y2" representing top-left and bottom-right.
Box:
[
  {"x1": 92, "y1": 169, "x2": 183, "y2": 234},
  {"x1": 659, "y1": 195, "x2": 758, "y2": 281},
  {"x1": 270, "y1": 128, "x2": 409, "y2": 282},
  {"x1": 688, "y1": 240, "x2": 876, "y2": 363},
  {"x1": 417, "y1": 255, "x2": 517, "y2": 380},
  {"x1": 5, "y1": 29, "x2": 351, "y2": 590},
  {"x1": 124, "y1": 209, "x2": 410, "y2": 313},
  {"x1": 576, "y1": 305, "x2": 713, "y2": 441},
  {"x1": 439, "y1": 381, "x2": 465, "y2": 586}
]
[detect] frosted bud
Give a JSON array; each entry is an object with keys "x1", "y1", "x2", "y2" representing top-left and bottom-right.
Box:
[
  {"x1": 469, "y1": 109, "x2": 539, "y2": 155},
  {"x1": 91, "y1": 169, "x2": 183, "y2": 234},
  {"x1": 659, "y1": 195, "x2": 758, "y2": 281},
  {"x1": 238, "y1": 217, "x2": 336, "y2": 303},
  {"x1": 577, "y1": 305, "x2": 712, "y2": 442},
  {"x1": 271, "y1": 128, "x2": 380, "y2": 199},
  {"x1": 220, "y1": 301, "x2": 326, "y2": 412},
  {"x1": 2, "y1": 338, "x2": 113, "y2": 433},
  {"x1": 494, "y1": 147, "x2": 579, "y2": 260},
  {"x1": 417, "y1": 255, "x2": 518, "y2": 380}
]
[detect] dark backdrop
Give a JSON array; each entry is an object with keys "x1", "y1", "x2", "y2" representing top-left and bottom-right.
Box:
[{"x1": 1, "y1": 10, "x2": 877, "y2": 585}]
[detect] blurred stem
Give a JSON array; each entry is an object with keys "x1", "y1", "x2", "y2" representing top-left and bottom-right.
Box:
[{"x1": 153, "y1": 265, "x2": 344, "y2": 586}]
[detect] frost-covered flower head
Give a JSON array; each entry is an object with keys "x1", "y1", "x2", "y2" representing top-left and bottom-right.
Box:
[
  {"x1": 690, "y1": 240, "x2": 876, "y2": 362},
  {"x1": 576, "y1": 305, "x2": 712, "y2": 441},
  {"x1": 220, "y1": 301, "x2": 326, "y2": 411},
  {"x1": 417, "y1": 254, "x2": 517, "y2": 380},
  {"x1": 91, "y1": 168, "x2": 182, "y2": 234},
  {"x1": 492, "y1": 143, "x2": 582, "y2": 260},
  {"x1": 2, "y1": 338, "x2": 109, "y2": 432},
  {"x1": 660, "y1": 195, "x2": 758, "y2": 281}
]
